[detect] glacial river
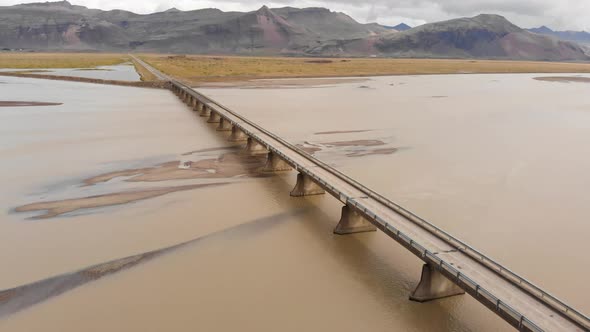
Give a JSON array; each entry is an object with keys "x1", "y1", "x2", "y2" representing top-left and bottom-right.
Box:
[{"x1": 0, "y1": 73, "x2": 588, "y2": 331}]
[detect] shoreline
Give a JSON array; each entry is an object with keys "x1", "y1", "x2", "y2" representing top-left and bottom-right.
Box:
[{"x1": 0, "y1": 72, "x2": 167, "y2": 88}]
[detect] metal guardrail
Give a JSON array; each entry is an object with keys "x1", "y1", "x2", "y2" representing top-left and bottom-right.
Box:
[{"x1": 134, "y1": 56, "x2": 589, "y2": 331}]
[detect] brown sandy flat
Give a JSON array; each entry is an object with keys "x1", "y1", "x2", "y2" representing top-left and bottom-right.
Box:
[
  {"x1": 83, "y1": 151, "x2": 268, "y2": 186},
  {"x1": 0, "y1": 101, "x2": 62, "y2": 107},
  {"x1": 314, "y1": 130, "x2": 372, "y2": 135},
  {"x1": 195, "y1": 77, "x2": 369, "y2": 88},
  {"x1": 346, "y1": 148, "x2": 398, "y2": 157},
  {"x1": 534, "y1": 76, "x2": 590, "y2": 83},
  {"x1": 181, "y1": 147, "x2": 231, "y2": 156},
  {"x1": 0, "y1": 72, "x2": 167, "y2": 89},
  {"x1": 323, "y1": 139, "x2": 386, "y2": 147},
  {"x1": 15, "y1": 183, "x2": 227, "y2": 219},
  {"x1": 14, "y1": 149, "x2": 270, "y2": 220}
]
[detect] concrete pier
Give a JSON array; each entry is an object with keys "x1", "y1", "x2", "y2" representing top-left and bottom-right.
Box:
[
  {"x1": 207, "y1": 111, "x2": 221, "y2": 123},
  {"x1": 217, "y1": 117, "x2": 233, "y2": 131},
  {"x1": 264, "y1": 151, "x2": 292, "y2": 172},
  {"x1": 290, "y1": 173, "x2": 326, "y2": 197},
  {"x1": 245, "y1": 137, "x2": 269, "y2": 155},
  {"x1": 194, "y1": 101, "x2": 203, "y2": 112},
  {"x1": 409, "y1": 264, "x2": 465, "y2": 302},
  {"x1": 200, "y1": 105, "x2": 211, "y2": 117},
  {"x1": 334, "y1": 205, "x2": 377, "y2": 235},
  {"x1": 229, "y1": 126, "x2": 248, "y2": 142}
]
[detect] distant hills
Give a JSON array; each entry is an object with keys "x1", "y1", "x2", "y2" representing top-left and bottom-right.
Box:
[
  {"x1": 528, "y1": 26, "x2": 590, "y2": 46},
  {"x1": 374, "y1": 14, "x2": 588, "y2": 61},
  {"x1": 381, "y1": 23, "x2": 412, "y2": 31},
  {"x1": 393, "y1": 23, "x2": 412, "y2": 31},
  {"x1": 0, "y1": 1, "x2": 588, "y2": 61}
]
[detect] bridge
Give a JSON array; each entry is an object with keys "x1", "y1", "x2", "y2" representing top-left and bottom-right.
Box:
[{"x1": 131, "y1": 55, "x2": 589, "y2": 332}]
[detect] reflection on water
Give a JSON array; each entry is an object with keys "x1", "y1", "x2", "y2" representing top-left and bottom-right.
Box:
[{"x1": 0, "y1": 74, "x2": 589, "y2": 331}]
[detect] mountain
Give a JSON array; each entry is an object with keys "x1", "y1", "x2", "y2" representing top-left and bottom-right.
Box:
[
  {"x1": 393, "y1": 23, "x2": 412, "y2": 31},
  {"x1": 0, "y1": 1, "x2": 387, "y2": 54},
  {"x1": 375, "y1": 14, "x2": 589, "y2": 61},
  {"x1": 0, "y1": 1, "x2": 588, "y2": 61},
  {"x1": 528, "y1": 26, "x2": 590, "y2": 46}
]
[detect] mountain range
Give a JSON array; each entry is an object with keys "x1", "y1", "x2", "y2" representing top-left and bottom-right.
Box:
[
  {"x1": 528, "y1": 26, "x2": 590, "y2": 46},
  {"x1": 0, "y1": 1, "x2": 588, "y2": 61}
]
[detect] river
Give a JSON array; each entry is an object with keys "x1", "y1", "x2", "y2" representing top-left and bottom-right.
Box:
[{"x1": 0, "y1": 73, "x2": 588, "y2": 331}]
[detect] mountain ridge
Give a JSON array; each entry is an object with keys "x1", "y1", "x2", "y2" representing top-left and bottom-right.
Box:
[
  {"x1": 0, "y1": 1, "x2": 588, "y2": 61},
  {"x1": 528, "y1": 26, "x2": 590, "y2": 46}
]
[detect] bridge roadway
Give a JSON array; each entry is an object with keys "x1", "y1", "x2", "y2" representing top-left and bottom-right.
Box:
[{"x1": 131, "y1": 55, "x2": 589, "y2": 332}]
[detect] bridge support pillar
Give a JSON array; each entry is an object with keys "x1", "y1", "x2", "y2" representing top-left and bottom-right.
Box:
[
  {"x1": 207, "y1": 111, "x2": 221, "y2": 123},
  {"x1": 217, "y1": 117, "x2": 233, "y2": 131},
  {"x1": 264, "y1": 151, "x2": 292, "y2": 172},
  {"x1": 200, "y1": 105, "x2": 211, "y2": 117},
  {"x1": 290, "y1": 173, "x2": 325, "y2": 197},
  {"x1": 194, "y1": 101, "x2": 203, "y2": 112},
  {"x1": 409, "y1": 264, "x2": 465, "y2": 302},
  {"x1": 334, "y1": 205, "x2": 377, "y2": 235},
  {"x1": 245, "y1": 137, "x2": 268, "y2": 155},
  {"x1": 229, "y1": 126, "x2": 248, "y2": 142}
]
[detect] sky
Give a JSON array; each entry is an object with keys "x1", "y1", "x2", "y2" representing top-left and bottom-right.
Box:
[{"x1": 1, "y1": 0, "x2": 589, "y2": 31}]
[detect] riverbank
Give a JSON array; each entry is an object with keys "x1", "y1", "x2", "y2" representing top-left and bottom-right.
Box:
[
  {"x1": 137, "y1": 54, "x2": 590, "y2": 85},
  {"x1": 0, "y1": 72, "x2": 167, "y2": 88}
]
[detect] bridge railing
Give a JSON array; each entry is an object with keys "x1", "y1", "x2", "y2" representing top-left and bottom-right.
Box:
[
  {"x1": 174, "y1": 82, "x2": 589, "y2": 330},
  {"x1": 132, "y1": 52, "x2": 589, "y2": 329}
]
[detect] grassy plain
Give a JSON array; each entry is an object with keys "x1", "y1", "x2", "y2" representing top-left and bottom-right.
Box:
[
  {"x1": 2, "y1": 53, "x2": 590, "y2": 83},
  {"x1": 138, "y1": 54, "x2": 590, "y2": 84},
  {"x1": 0, "y1": 53, "x2": 128, "y2": 69}
]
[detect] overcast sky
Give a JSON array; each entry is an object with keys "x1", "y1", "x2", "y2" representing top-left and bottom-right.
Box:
[{"x1": 2, "y1": 0, "x2": 589, "y2": 31}]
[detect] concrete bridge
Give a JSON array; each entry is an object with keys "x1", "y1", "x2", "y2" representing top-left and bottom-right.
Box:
[{"x1": 131, "y1": 56, "x2": 589, "y2": 332}]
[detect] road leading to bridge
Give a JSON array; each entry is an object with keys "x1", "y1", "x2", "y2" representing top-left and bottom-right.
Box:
[{"x1": 131, "y1": 55, "x2": 589, "y2": 332}]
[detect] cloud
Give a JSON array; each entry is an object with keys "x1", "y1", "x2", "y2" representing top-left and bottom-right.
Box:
[{"x1": 1, "y1": 0, "x2": 588, "y2": 30}]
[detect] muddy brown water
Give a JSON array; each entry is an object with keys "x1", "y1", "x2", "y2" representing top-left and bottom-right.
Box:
[{"x1": 0, "y1": 74, "x2": 589, "y2": 331}]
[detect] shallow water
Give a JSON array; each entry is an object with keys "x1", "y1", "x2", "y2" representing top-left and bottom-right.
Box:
[
  {"x1": 0, "y1": 74, "x2": 588, "y2": 331},
  {"x1": 0, "y1": 64, "x2": 140, "y2": 81}
]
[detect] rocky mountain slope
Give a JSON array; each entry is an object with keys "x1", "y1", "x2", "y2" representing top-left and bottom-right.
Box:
[
  {"x1": 0, "y1": 1, "x2": 588, "y2": 61},
  {"x1": 374, "y1": 14, "x2": 589, "y2": 61},
  {"x1": 0, "y1": 1, "x2": 387, "y2": 54}
]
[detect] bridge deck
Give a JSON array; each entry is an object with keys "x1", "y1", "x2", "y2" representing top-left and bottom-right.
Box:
[{"x1": 131, "y1": 55, "x2": 589, "y2": 332}]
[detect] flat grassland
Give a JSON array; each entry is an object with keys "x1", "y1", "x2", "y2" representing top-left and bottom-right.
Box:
[
  {"x1": 2, "y1": 53, "x2": 590, "y2": 83},
  {"x1": 0, "y1": 53, "x2": 129, "y2": 69},
  {"x1": 139, "y1": 54, "x2": 590, "y2": 84}
]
